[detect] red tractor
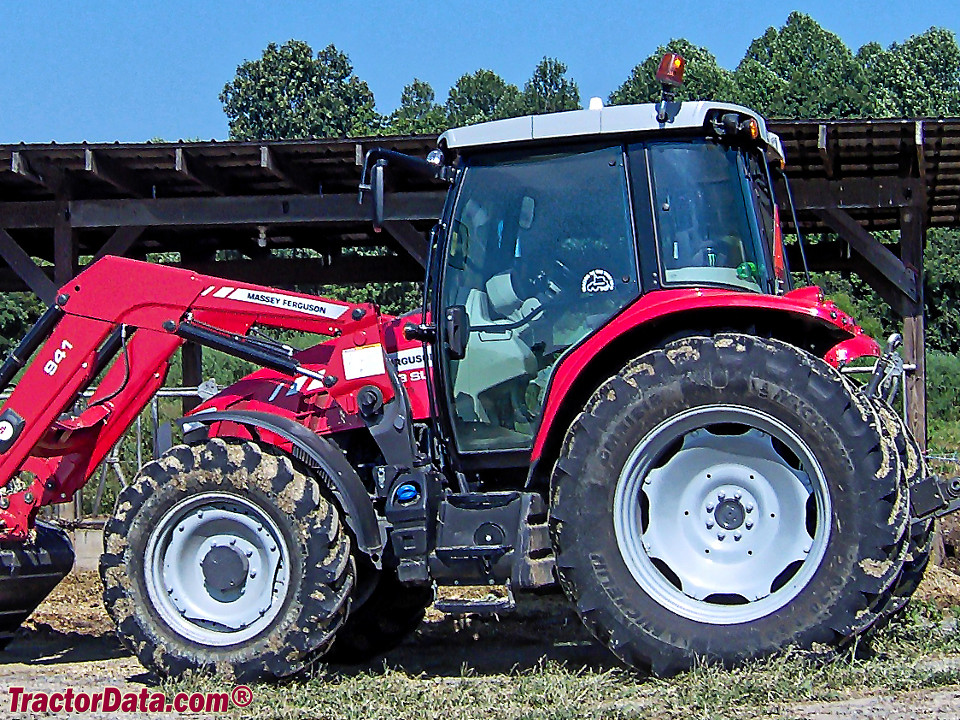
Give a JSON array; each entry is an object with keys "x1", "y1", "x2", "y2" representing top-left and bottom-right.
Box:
[{"x1": 0, "y1": 57, "x2": 952, "y2": 679}]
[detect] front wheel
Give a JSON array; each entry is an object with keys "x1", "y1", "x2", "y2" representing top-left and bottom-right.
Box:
[
  {"x1": 100, "y1": 439, "x2": 354, "y2": 681},
  {"x1": 551, "y1": 334, "x2": 905, "y2": 675}
]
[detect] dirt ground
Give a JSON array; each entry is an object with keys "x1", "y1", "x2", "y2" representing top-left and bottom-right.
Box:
[{"x1": 4, "y1": 568, "x2": 960, "y2": 718}]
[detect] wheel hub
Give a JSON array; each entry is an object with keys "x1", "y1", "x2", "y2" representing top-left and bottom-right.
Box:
[
  {"x1": 201, "y1": 544, "x2": 249, "y2": 594},
  {"x1": 714, "y1": 499, "x2": 746, "y2": 530}
]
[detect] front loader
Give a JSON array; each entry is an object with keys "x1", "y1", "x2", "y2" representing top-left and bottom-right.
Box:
[{"x1": 2, "y1": 54, "x2": 959, "y2": 680}]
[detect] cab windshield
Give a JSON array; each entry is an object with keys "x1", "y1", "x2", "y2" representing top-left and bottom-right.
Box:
[{"x1": 647, "y1": 140, "x2": 772, "y2": 292}]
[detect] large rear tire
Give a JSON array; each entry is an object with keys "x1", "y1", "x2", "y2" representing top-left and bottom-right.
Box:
[
  {"x1": 551, "y1": 334, "x2": 907, "y2": 675},
  {"x1": 100, "y1": 438, "x2": 354, "y2": 681}
]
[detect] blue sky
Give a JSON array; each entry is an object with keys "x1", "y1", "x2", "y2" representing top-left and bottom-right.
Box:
[{"x1": 0, "y1": 1, "x2": 957, "y2": 144}]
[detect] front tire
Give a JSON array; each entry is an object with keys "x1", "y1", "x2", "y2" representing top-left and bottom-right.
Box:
[
  {"x1": 551, "y1": 334, "x2": 905, "y2": 675},
  {"x1": 100, "y1": 439, "x2": 354, "y2": 681}
]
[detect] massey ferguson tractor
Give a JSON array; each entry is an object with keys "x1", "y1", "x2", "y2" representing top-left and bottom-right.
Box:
[{"x1": 0, "y1": 55, "x2": 956, "y2": 680}]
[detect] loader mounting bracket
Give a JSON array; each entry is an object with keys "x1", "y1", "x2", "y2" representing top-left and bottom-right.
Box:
[{"x1": 910, "y1": 473, "x2": 960, "y2": 520}]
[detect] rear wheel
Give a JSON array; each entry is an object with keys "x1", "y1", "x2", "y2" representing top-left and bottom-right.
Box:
[
  {"x1": 551, "y1": 334, "x2": 906, "y2": 674},
  {"x1": 100, "y1": 439, "x2": 354, "y2": 681}
]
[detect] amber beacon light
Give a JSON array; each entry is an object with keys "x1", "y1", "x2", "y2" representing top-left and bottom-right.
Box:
[{"x1": 656, "y1": 53, "x2": 686, "y2": 87}]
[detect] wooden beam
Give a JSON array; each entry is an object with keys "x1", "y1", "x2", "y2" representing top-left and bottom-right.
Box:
[
  {"x1": 53, "y1": 202, "x2": 77, "y2": 286},
  {"x1": 259, "y1": 146, "x2": 315, "y2": 195},
  {"x1": 382, "y1": 220, "x2": 429, "y2": 267},
  {"x1": 84, "y1": 148, "x2": 153, "y2": 198},
  {"x1": 790, "y1": 177, "x2": 923, "y2": 211},
  {"x1": 22, "y1": 155, "x2": 72, "y2": 197},
  {"x1": 10, "y1": 151, "x2": 45, "y2": 188},
  {"x1": 0, "y1": 200, "x2": 59, "y2": 229},
  {"x1": 175, "y1": 148, "x2": 232, "y2": 196},
  {"x1": 818, "y1": 124, "x2": 834, "y2": 179},
  {"x1": 94, "y1": 225, "x2": 146, "y2": 261},
  {"x1": 175, "y1": 254, "x2": 423, "y2": 286},
  {"x1": 813, "y1": 206, "x2": 918, "y2": 302},
  {"x1": 900, "y1": 205, "x2": 926, "y2": 449},
  {"x1": 66, "y1": 192, "x2": 446, "y2": 229},
  {"x1": 0, "y1": 228, "x2": 57, "y2": 303},
  {"x1": 915, "y1": 120, "x2": 927, "y2": 186},
  {"x1": 181, "y1": 342, "x2": 203, "y2": 414}
]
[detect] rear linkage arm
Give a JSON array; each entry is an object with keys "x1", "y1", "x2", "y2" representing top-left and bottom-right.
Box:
[
  {"x1": 0, "y1": 256, "x2": 386, "y2": 540},
  {"x1": 862, "y1": 333, "x2": 960, "y2": 521}
]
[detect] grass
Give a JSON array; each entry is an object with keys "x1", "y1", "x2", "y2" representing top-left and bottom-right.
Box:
[{"x1": 162, "y1": 601, "x2": 960, "y2": 720}]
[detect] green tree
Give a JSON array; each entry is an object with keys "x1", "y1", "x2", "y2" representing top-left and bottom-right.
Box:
[
  {"x1": 609, "y1": 38, "x2": 734, "y2": 105},
  {"x1": 520, "y1": 57, "x2": 580, "y2": 114},
  {"x1": 858, "y1": 28, "x2": 960, "y2": 117},
  {"x1": 732, "y1": 12, "x2": 871, "y2": 118},
  {"x1": 0, "y1": 292, "x2": 44, "y2": 355},
  {"x1": 445, "y1": 69, "x2": 522, "y2": 127},
  {"x1": 220, "y1": 40, "x2": 378, "y2": 140},
  {"x1": 383, "y1": 79, "x2": 448, "y2": 135}
]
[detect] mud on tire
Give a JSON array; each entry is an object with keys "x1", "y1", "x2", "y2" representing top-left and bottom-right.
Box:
[
  {"x1": 100, "y1": 438, "x2": 354, "y2": 682},
  {"x1": 551, "y1": 334, "x2": 906, "y2": 675},
  {"x1": 865, "y1": 395, "x2": 935, "y2": 624}
]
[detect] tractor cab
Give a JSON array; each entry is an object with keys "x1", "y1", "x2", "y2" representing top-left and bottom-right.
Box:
[{"x1": 428, "y1": 99, "x2": 792, "y2": 461}]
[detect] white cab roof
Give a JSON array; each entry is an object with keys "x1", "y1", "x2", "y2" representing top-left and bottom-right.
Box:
[{"x1": 439, "y1": 101, "x2": 785, "y2": 162}]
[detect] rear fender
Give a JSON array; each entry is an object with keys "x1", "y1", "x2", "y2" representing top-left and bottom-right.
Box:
[
  {"x1": 181, "y1": 409, "x2": 383, "y2": 564},
  {"x1": 529, "y1": 293, "x2": 873, "y2": 488}
]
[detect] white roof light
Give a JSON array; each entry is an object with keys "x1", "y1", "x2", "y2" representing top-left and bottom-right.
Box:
[{"x1": 588, "y1": 97, "x2": 604, "y2": 110}]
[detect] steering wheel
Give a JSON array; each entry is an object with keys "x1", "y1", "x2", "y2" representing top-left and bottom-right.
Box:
[{"x1": 525, "y1": 259, "x2": 578, "y2": 299}]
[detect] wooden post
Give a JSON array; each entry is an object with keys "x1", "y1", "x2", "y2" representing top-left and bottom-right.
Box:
[
  {"x1": 53, "y1": 202, "x2": 81, "y2": 519},
  {"x1": 181, "y1": 341, "x2": 203, "y2": 415},
  {"x1": 900, "y1": 205, "x2": 926, "y2": 450},
  {"x1": 53, "y1": 202, "x2": 77, "y2": 287}
]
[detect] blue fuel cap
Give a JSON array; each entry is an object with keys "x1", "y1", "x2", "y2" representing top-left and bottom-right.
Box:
[{"x1": 394, "y1": 482, "x2": 420, "y2": 505}]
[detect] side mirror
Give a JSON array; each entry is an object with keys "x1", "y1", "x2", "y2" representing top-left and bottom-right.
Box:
[
  {"x1": 444, "y1": 305, "x2": 469, "y2": 360},
  {"x1": 372, "y1": 160, "x2": 386, "y2": 232}
]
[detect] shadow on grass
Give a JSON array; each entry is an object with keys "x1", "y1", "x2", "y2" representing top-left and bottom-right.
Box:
[
  {"x1": 327, "y1": 593, "x2": 625, "y2": 678},
  {"x1": 2, "y1": 623, "x2": 129, "y2": 666}
]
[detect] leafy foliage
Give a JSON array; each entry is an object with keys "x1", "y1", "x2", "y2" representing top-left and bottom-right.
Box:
[
  {"x1": 383, "y1": 79, "x2": 448, "y2": 135},
  {"x1": 0, "y1": 292, "x2": 43, "y2": 355},
  {"x1": 859, "y1": 28, "x2": 960, "y2": 117},
  {"x1": 732, "y1": 12, "x2": 872, "y2": 118},
  {"x1": 520, "y1": 57, "x2": 581, "y2": 114},
  {"x1": 444, "y1": 69, "x2": 522, "y2": 127},
  {"x1": 220, "y1": 40, "x2": 378, "y2": 140}
]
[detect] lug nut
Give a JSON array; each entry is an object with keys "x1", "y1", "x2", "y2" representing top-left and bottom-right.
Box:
[
  {"x1": 734, "y1": 532, "x2": 742, "y2": 541},
  {"x1": 706, "y1": 520, "x2": 715, "y2": 529},
  {"x1": 717, "y1": 532, "x2": 726, "y2": 541},
  {"x1": 718, "y1": 492, "x2": 726, "y2": 500},
  {"x1": 245, "y1": 550, "x2": 253, "y2": 558},
  {"x1": 706, "y1": 502, "x2": 715, "y2": 512},
  {"x1": 230, "y1": 539, "x2": 236, "y2": 546},
  {"x1": 734, "y1": 491, "x2": 742, "y2": 500},
  {"x1": 745, "y1": 520, "x2": 754, "y2": 529},
  {"x1": 250, "y1": 570, "x2": 257, "y2": 578},
  {"x1": 745, "y1": 503, "x2": 754, "y2": 513}
]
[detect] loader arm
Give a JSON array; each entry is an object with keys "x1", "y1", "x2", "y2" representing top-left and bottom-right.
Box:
[{"x1": 0, "y1": 255, "x2": 385, "y2": 541}]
